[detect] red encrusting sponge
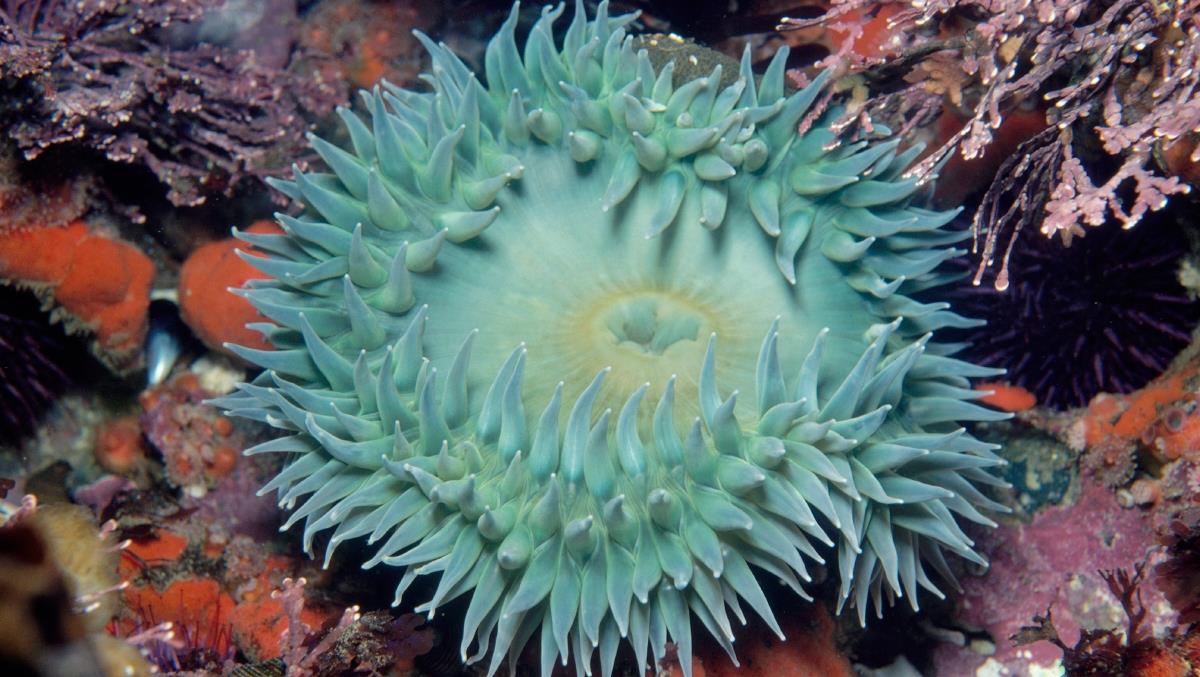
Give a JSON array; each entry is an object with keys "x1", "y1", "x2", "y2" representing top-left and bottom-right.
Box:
[
  {"x1": 178, "y1": 220, "x2": 281, "y2": 357},
  {"x1": 0, "y1": 220, "x2": 153, "y2": 371}
]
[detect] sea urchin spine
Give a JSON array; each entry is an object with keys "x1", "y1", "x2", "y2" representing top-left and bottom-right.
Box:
[{"x1": 216, "y1": 3, "x2": 1009, "y2": 676}]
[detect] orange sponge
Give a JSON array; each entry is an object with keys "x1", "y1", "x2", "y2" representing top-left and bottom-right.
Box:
[
  {"x1": 122, "y1": 577, "x2": 236, "y2": 657},
  {"x1": 0, "y1": 220, "x2": 153, "y2": 371},
  {"x1": 178, "y1": 220, "x2": 280, "y2": 357},
  {"x1": 976, "y1": 382, "x2": 1038, "y2": 413}
]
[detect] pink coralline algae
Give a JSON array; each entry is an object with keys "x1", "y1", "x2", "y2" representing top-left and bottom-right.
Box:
[
  {"x1": 932, "y1": 480, "x2": 1173, "y2": 675},
  {"x1": 271, "y1": 576, "x2": 434, "y2": 677},
  {"x1": 781, "y1": 0, "x2": 1200, "y2": 290},
  {"x1": 0, "y1": 0, "x2": 346, "y2": 206},
  {"x1": 1011, "y1": 563, "x2": 1200, "y2": 675}
]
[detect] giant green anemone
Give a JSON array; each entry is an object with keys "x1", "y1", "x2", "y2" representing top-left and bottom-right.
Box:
[{"x1": 215, "y1": 3, "x2": 1010, "y2": 675}]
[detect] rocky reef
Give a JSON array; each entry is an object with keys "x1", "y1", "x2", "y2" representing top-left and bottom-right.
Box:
[{"x1": 1, "y1": 1, "x2": 1199, "y2": 676}]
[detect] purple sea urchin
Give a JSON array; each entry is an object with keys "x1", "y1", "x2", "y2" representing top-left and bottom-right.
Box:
[
  {"x1": 0, "y1": 287, "x2": 70, "y2": 447},
  {"x1": 215, "y1": 3, "x2": 1010, "y2": 675},
  {"x1": 950, "y1": 212, "x2": 1200, "y2": 410}
]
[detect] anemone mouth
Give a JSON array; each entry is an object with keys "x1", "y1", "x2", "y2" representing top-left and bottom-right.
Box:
[
  {"x1": 218, "y1": 3, "x2": 1010, "y2": 677},
  {"x1": 600, "y1": 293, "x2": 703, "y2": 355},
  {"x1": 558, "y1": 285, "x2": 714, "y2": 403}
]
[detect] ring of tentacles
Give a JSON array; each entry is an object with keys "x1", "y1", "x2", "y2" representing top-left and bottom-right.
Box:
[{"x1": 216, "y1": 3, "x2": 1010, "y2": 676}]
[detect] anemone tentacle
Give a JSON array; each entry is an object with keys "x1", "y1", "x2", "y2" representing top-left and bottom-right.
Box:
[{"x1": 217, "y1": 3, "x2": 1008, "y2": 675}]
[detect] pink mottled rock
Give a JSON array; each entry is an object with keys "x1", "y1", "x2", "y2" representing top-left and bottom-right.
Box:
[
  {"x1": 933, "y1": 481, "x2": 1175, "y2": 675},
  {"x1": 72, "y1": 474, "x2": 135, "y2": 516},
  {"x1": 140, "y1": 372, "x2": 244, "y2": 494}
]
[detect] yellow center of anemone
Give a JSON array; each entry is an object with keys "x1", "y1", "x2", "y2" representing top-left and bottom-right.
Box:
[
  {"x1": 575, "y1": 288, "x2": 709, "y2": 371},
  {"x1": 553, "y1": 286, "x2": 721, "y2": 424},
  {"x1": 597, "y1": 292, "x2": 706, "y2": 357}
]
